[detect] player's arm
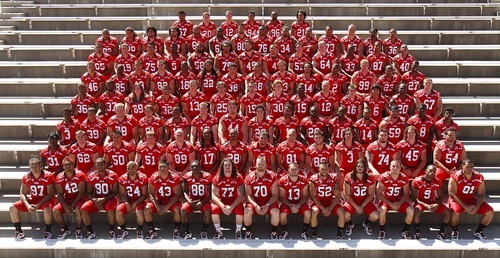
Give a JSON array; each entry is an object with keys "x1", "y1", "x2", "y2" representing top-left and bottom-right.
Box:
[
  {"x1": 19, "y1": 183, "x2": 32, "y2": 210},
  {"x1": 457, "y1": 149, "x2": 467, "y2": 170},
  {"x1": 182, "y1": 179, "x2": 193, "y2": 203},
  {"x1": 433, "y1": 147, "x2": 450, "y2": 175},
  {"x1": 239, "y1": 152, "x2": 248, "y2": 175},
  {"x1": 148, "y1": 182, "x2": 160, "y2": 208},
  {"x1": 434, "y1": 96, "x2": 443, "y2": 121},
  {"x1": 473, "y1": 181, "x2": 486, "y2": 213},
  {"x1": 241, "y1": 120, "x2": 249, "y2": 144},
  {"x1": 399, "y1": 182, "x2": 410, "y2": 204},
  {"x1": 218, "y1": 118, "x2": 227, "y2": 144},
  {"x1": 55, "y1": 183, "x2": 70, "y2": 210},
  {"x1": 189, "y1": 125, "x2": 197, "y2": 144},
  {"x1": 412, "y1": 149, "x2": 427, "y2": 178},
  {"x1": 305, "y1": 155, "x2": 316, "y2": 176},
  {"x1": 308, "y1": 180, "x2": 325, "y2": 211},
  {"x1": 329, "y1": 181, "x2": 342, "y2": 210},
  {"x1": 245, "y1": 183, "x2": 259, "y2": 208},
  {"x1": 164, "y1": 183, "x2": 182, "y2": 211},
  {"x1": 361, "y1": 183, "x2": 376, "y2": 208},
  {"x1": 36, "y1": 182, "x2": 55, "y2": 208},
  {"x1": 266, "y1": 180, "x2": 279, "y2": 206},
  {"x1": 211, "y1": 124, "x2": 219, "y2": 144},
  {"x1": 278, "y1": 185, "x2": 291, "y2": 207},
  {"x1": 276, "y1": 153, "x2": 288, "y2": 174},
  {"x1": 230, "y1": 184, "x2": 246, "y2": 209},
  {"x1": 70, "y1": 180, "x2": 87, "y2": 209},
  {"x1": 211, "y1": 184, "x2": 224, "y2": 207},
  {"x1": 376, "y1": 180, "x2": 392, "y2": 206},
  {"x1": 131, "y1": 183, "x2": 148, "y2": 209},
  {"x1": 165, "y1": 153, "x2": 179, "y2": 174},
  {"x1": 365, "y1": 150, "x2": 380, "y2": 176}
]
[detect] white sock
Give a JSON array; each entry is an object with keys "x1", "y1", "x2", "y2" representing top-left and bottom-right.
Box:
[
  {"x1": 214, "y1": 223, "x2": 221, "y2": 232},
  {"x1": 236, "y1": 224, "x2": 242, "y2": 231}
]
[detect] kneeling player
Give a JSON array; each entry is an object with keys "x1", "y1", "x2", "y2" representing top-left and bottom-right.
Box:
[
  {"x1": 211, "y1": 158, "x2": 245, "y2": 239},
  {"x1": 144, "y1": 161, "x2": 182, "y2": 239},
  {"x1": 411, "y1": 165, "x2": 450, "y2": 239},
  {"x1": 344, "y1": 159, "x2": 379, "y2": 236},
  {"x1": 448, "y1": 159, "x2": 494, "y2": 240},
  {"x1": 309, "y1": 162, "x2": 346, "y2": 239}
]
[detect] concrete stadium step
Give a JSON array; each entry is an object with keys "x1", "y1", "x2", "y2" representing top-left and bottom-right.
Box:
[
  {"x1": 418, "y1": 61, "x2": 500, "y2": 77},
  {"x1": 0, "y1": 139, "x2": 497, "y2": 166},
  {"x1": 0, "y1": 78, "x2": 79, "y2": 97},
  {"x1": 0, "y1": 97, "x2": 70, "y2": 118},
  {"x1": 442, "y1": 97, "x2": 500, "y2": 117},
  {"x1": 2, "y1": 15, "x2": 499, "y2": 31},
  {"x1": 0, "y1": 45, "x2": 92, "y2": 61},
  {"x1": 433, "y1": 78, "x2": 500, "y2": 96},
  {"x1": 2, "y1": 29, "x2": 500, "y2": 45}
]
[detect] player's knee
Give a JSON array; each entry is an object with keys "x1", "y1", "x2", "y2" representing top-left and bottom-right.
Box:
[
  {"x1": 337, "y1": 207, "x2": 345, "y2": 217},
  {"x1": 406, "y1": 206, "x2": 414, "y2": 215},
  {"x1": 370, "y1": 211, "x2": 379, "y2": 221}
]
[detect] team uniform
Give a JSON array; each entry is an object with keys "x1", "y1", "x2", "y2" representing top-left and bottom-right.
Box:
[
  {"x1": 68, "y1": 142, "x2": 99, "y2": 174},
  {"x1": 104, "y1": 141, "x2": 135, "y2": 176},
  {"x1": 378, "y1": 172, "x2": 412, "y2": 212},
  {"x1": 366, "y1": 141, "x2": 397, "y2": 174},
  {"x1": 211, "y1": 174, "x2": 245, "y2": 215},
  {"x1": 412, "y1": 176, "x2": 447, "y2": 213},
  {"x1": 56, "y1": 118, "x2": 79, "y2": 146},
  {"x1": 182, "y1": 171, "x2": 213, "y2": 213},
  {"x1": 343, "y1": 173, "x2": 378, "y2": 215},
  {"x1": 279, "y1": 174, "x2": 310, "y2": 214},
  {"x1": 244, "y1": 171, "x2": 280, "y2": 213},
  {"x1": 448, "y1": 171, "x2": 493, "y2": 214},
  {"x1": 309, "y1": 173, "x2": 342, "y2": 213},
  {"x1": 272, "y1": 116, "x2": 300, "y2": 143},
  {"x1": 300, "y1": 116, "x2": 327, "y2": 145},
  {"x1": 53, "y1": 170, "x2": 87, "y2": 213},
  {"x1": 220, "y1": 141, "x2": 248, "y2": 172},
  {"x1": 329, "y1": 116, "x2": 353, "y2": 144},
  {"x1": 395, "y1": 140, "x2": 427, "y2": 178},
  {"x1": 434, "y1": 139, "x2": 466, "y2": 181},
  {"x1": 116, "y1": 172, "x2": 148, "y2": 214},
  {"x1": 107, "y1": 114, "x2": 138, "y2": 142},
  {"x1": 313, "y1": 91, "x2": 339, "y2": 118},
  {"x1": 335, "y1": 141, "x2": 365, "y2": 175},
  {"x1": 155, "y1": 94, "x2": 180, "y2": 120},
  {"x1": 305, "y1": 143, "x2": 334, "y2": 174},
  {"x1": 194, "y1": 142, "x2": 220, "y2": 174},
  {"x1": 401, "y1": 71, "x2": 425, "y2": 95},
  {"x1": 40, "y1": 146, "x2": 68, "y2": 173},
  {"x1": 146, "y1": 172, "x2": 182, "y2": 213},
  {"x1": 13, "y1": 171, "x2": 55, "y2": 212},
  {"x1": 81, "y1": 170, "x2": 119, "y2": 212},
  {"x1": 165, "y1": 141, "x2": 195, "y2": 173},
  {"x1": 135, "y1": 142, "x2": 165, "y2": 177}
]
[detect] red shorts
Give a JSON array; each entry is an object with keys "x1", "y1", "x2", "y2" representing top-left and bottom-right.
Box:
[
  {"x1": 81, "y1": 198, "x2": 117, "y2": 213},
  {"x1": 116, "y1": 201, "x2": 146, "y2": 214},
  {"x1": 279, "y1": 203, "x2": 310, "y2": 215},
  {"x1": 344, "y1": 201, "x2": 378, "y2": 216},
  {"x1": 12, "y1": 198, "x2": 54, "y2": 212},
  {"x1": 145, "y1": 200, "x2": 181, "y2": 213},
  {"x1": 379, "y1": 200, "x2": 412, "y2": 213},
  {"x1": 312, "y1": 202, "x2": 342, "y2": 215},
  {"x1": 449, "y1": 201, "x2": 493, "y2": 215},
  {"x1": 53, "y1": 199, "x2": 86, "y2": 213},
  {"x1": 415, "y1": 202, "x2": 448, "y2": 214},
  {"x1": 245, "y1": 202, "x2": 280, "y2": 215},
  {"x1": 211, "y1": 203, "x2": 244, "y2": 215},
  {"x1": 436, "y1": 167, "x2": 454, "y2": 181},
  {"x1": 181, "y1": 202, "x2": 212, "y2": 214}
]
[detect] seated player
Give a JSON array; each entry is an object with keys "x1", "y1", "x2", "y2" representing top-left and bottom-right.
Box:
[{"x1": 211, "y1": 158, "x2": 245, "y2": 239}]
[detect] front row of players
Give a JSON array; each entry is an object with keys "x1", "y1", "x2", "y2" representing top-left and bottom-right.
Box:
[{"x1": 11, "y1": 155, "x2": 493, "y2": 240}]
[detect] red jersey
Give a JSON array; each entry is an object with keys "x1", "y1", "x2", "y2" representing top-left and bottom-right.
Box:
[
  {"x1": 252, "y1": 34, "x2": 274, "y2": 54},
  {"x1": 276, "y1": 141, "x2": 306, "y2": 171},
  {"x1": 296, "y1": 73, "x2": 322, "y2": 97},
  {"x1": 138, "y1": 116, "x2": 163, "y2": 141},
  {"x1": 396, "y1": 140, "x2": 427, "y2": 170},
  {"x1": 242, "y1": 20, "x2": 261, "y2": 37},
  {"x1": 22, "y1": 171, "x2": 55, "y2": 202},
  {"x1": 288, "y1": 53, "x2": 310, "y2": 75},
  {"x1": 141, "y1": 36, "x2": 164, "y2": 54},
  {"x1": 270, "y1": 71, "x2": 296, "y2": 94},
  {"x1": 298, "y1": 36, "x2": 318, "y2": 57},
  {"x1": 191, "y1": 114, "x2": 218, "y2": 140},
  {"x1": 344, "y1": 173, "x2": 376, "y2": 205},
  {"x1": 220, "y1": 73, "x2": 246, "y2": 99},
  {"x1": 149, "y1": 172, "x2": 181, "y2": 201},
  {"x1": 366, "y1": 52, "x2": 388, "y2": 75},
  {"x1": 312, "y1": 51, "x2": 337, "y2": 75},
  {"x1": 290, "y1": 94, "x2": 313, "y2": 121},
  {"x1": 155, "y1": 94, "x2": 180, "y2": 120},
  {"x1": 248, "y1": 142, "x2": 276, "y2": 170},
  {"x1": 378, "y1": 172, "x2": 409, "y2": 202},
  {"x1": 87, "y1": 52, "x2": 113, "y2": 79},
  {"x1": 129, "y1": 70, "x2": 151, "y2": 90},
  {"x1": 407, "y1": 114, "x2": 435, "y2": 143},
  {"x1": 391, "y1": 94, "x2": 414, "y2": 119},
  {"x1": 244, "y1": 171, "x2": 277, "y2": 205},
  {"x1": 266, "y1": 92, "x2": 290, "y2": 119},
  {"x1": 110, "y1": 73, "x2": 131, "y2": 95},
  {"x1": 300, "y1": 116, "x2": 327, "y2": 144},
  {"x1": 248, "y1": 117, "x2": 272, "y2": 142},
  {"x1": 86, "y1": 170, "x2": 118, "y2": 198},
  {"x1": 183, "y1": 171, "x2": 213, "y2": 201},
  {"x1": 136, "y1": 142, "x2": 166, "y2": 177},
  {"x1": 68, "y1": 142, "x2": 98, "y2": 173},
  {"x1": 119, "y1": 172, "x2": 148, "y2": 201},
  {"x1": 366, "y1": 141, "x2": 397, "y2": 173},
  {"x1": 106, "y1": 114, "x2": 138, "y2": 142},
  {"x1": 231, "y1": 34, "x2": 250, "y2": 55},
  {"x1": 194, "y1": 142, "x2": 220, "y2": 173},
  {"x1": 353, "y1": 70, "x2": 376, "y2": 94},
  {"x1": 55, "y1": 170, "x2": 86, "y2": 200},
  {"x1": 279, "y1": 174, "x2": 309, "y2": 204},
  {"x1": 305, "y1": 143, "x2": 334, "y2": 173},
  {"x1": 125, "y1": 95, "x2": 153, "y2": 120},
  {"x1": 435, "y1": 139, "x2": 465, "y2": 170},
  {"x1": 56, "y1": 119, "x2": 79, "y2": 146},
  {"x1": 393, "y1": 54, "x2": 415, "y2": 74},
  {"x1": 199, "y1": 21, "x2": 216, "y2": 38},
  {"x1": 246, "y1": 72, "x2": 270, "y2": 96},
  {"x1": 139, "y1": 52, "x2": 163, "y2": 73},
  {"x1": 354, "y1": 118, "x2": 378, "y2": 145},
  {"x1": 340, "y1": 35, "x2": 363, "y2": 54},
  {"x1": 401, "y1": 71, "x2": 425, "y2": 94},
  {"x1": 215, "y1": 52, "x2": 238, "y2": 74},
  {"x1": 313, "y1": 91, "x2": 339, "y2": 117},
  {"x1": 165, "y1": 54, "x2": 186, "y2": 75},
  {"x1": 318, "y1": 34, "x2": 341, "y2": 54},
  {"x1": 98, "y1": 91, "x2": 125, "y2": 121},
  {"x1": 328, "y1": 116, "x2": 353, "y2": 143},
  {"x1": 80, "y1": 72, "x2": 105, "y2": 98},
  {"x1": 364, "y1": 95, "x2": 388, "y2": 123},
  {"x1": 309, "y1": 173, "x2": 340, "y2": 203},
  {"x1": 104, "y1": 141, "x2": 135, "y2": 175},
  {"x1": 382, "y1": 116, "x2": 407, "y2": 144},
  {"x1": 220, "y1": 141, "x2": 248, "y2": 170},
  {"x1": 377, "y1": 74, "x2": 401, "y2": 97},
  {"x1": 121, "y1": 36, "x2": 142, "y2": 57},
  {"x1": 188, "y1": 52, "x2": 209, "y2": 75},
  {"x1": 171, "y1": 20, "x2": 195, "y2": 38},
  {"x1": 210, "y1": 93, "x2": 234, "y2": 119},
  {"x1": 363, "y1": 38, "x2": 381, "y2": 56},
  {"x1": 40, "y1": 146, "x2": 68, "y2": 173},
  {"x1": 80, "y1": 118, "x2": 106, "y2": 145},
  {"x1": 220, "y1": 113, "x2": 247, "y2": 141},
  {"x1": 340, "y1": 95, "x2": 364, "y2": 122},
  {"x1": 291, "y1": 21, "x2": 310, "y2": 39},
  {"x1": 175, "y1": 71, "x2": 197, "y2": 96},
  {"x1": 275, "y1": 36, "x2": 295, "y2": 58},
  {"x1": 181, "y1": 91, "x2": 208, "y2": 119},
  {"x1": 198, "y1": 71, "x2": 220, "y2": 98},
  {"x1": 239, "y1": 50, "x2": 261, "y2": 75},
  {"x1": 186, "y1": 34, "x2": 208, "y2": 54},
  {"x1": 165, "y1": 141, "x2": 195, "y2": 172},
  {"x1": 265, "y1": 20, "x2": 285, "y2": 39},
  {"x1": 164, "y1": 117, "x2": 190, "y2": 140},
  {"x1": 339, "y1": 54, "x2": 362, "y2": 76},
  {"x1": 413, "y1": 89, "x2": 442, "y2": 118},
  {"x1": 221, "y1": 20, "x2": 239, "y2": 38},
  {"x1": 114, "y1": 53, "x2": 137, "y2": 74},
  {"x1": 272, "y1": 116, "x2": 300, "y2": 142},
  {"x1": 262, "y1": 53, "x2": 284, "y2": 75},
  {"x1": 164, "y1": 36, "x2": 186, "y2": 55},
  {"x1": 335, "y1": 141, "x2": 365, "y2": 174},
  {"x1": 324, "y1": 73, "x2": 349, "y2": 98},
  {"x1": 450, "y1": 170, "x2": 484, "y2": 203},
  {"x1": 212, "y1": 173, "x2": 245, "y2": 202},
  {"x1": 239, "y1": 93, "x2": 265, "y2": 118},
  {"x1": 434, "y1": 118, "x2": 459, "y2": 140},
  {"x1": 382, "y1": 37, "x2": 403, "y2": 57},
  {"x1": 411, "y1": 175, "x2": 442, "y2": 204}
]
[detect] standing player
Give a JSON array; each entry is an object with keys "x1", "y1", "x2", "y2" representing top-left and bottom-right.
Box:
[
  {"x1": 244, "y1": 156, "x2": 280, "y2": 239},
  {"x1": 411, "y1": 165, "x2": 450, "y2": 240},
  {"x1": 278, "y1": 163, "x2": 311, "y2": 239},
  {"x1": 341, "y1": 85, "x2": 364, "y2": 122},
  {"x1": 376, "y1": 160, "x2": 414, "y2": 239},
  {"x1": 211, "y1": 158, "x2": 246, "y2": 239},
  {"x1": 53, "y1": 157, "x2": 86, "y2": 239},
  {"x1": 382, "y1": 28, "x2": 403, "y2": 58},
  {"x1": 56, "y1": 108, "x2": 79, "y2": 147},
  {"x1": 343, "y1": 159, "x2": 379, "y2": 236},
  {"x1": 390, "y1": 83, "x2": 415, "y2": 119},
  {"x1": 10, "y1": 158, "x2": 55, "y2": 239},
  {"x1": 218, "y1": 100, "x2": 249, "y2": 144},
  {"x1": 81, "y1": 158, "x2": 119, "y2": 239},
  {"x1": 448, "y1": 160, "x2": 494, "y2": 240},
  {"x1": 309, "y1": 162, "x2": 346, "y2": 239},
  {"x1": 144, "y1": 161, "x2": 183, "y2": 239},
  {"x1": 181, "y1": 160, "x2": 213, "y2": 239}
]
